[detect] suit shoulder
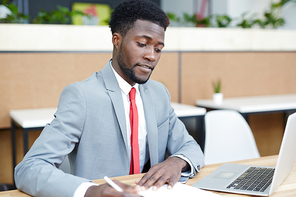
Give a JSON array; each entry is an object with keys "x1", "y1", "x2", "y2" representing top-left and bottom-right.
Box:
[
  {"x1": 144, "y1": 79, "x2": 170, "y2": 99},
  {"x1": 65, "y1": 72, "x2": 103, "y2": 89},
  {"x1": 145, "y1": 79, "x2": 167, "y2": 90}
]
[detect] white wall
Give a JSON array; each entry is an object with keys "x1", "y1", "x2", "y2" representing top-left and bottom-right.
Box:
[
  {"x1": 215, "y1": 0, "x2": 270, "y2": 27},
  {"x1": 161, "y1": 0, "x2": 196, "y2": 17},
  {"x1": 161, "y1": 0, "x2": 296, "y2": 29},
  {"x1": 210, "y1": 0, "x2": 227, "y2": 15},
  {"x1": 280, "y1": 2, "x2": 296, "y2": 29},
  {"x1": 226, "y1": 0, "x2": 270, "y2": 19}
]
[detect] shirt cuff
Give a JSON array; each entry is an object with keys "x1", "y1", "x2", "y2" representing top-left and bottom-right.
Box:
[
  {"x1": 172, "y1": 154, "x2": 196, "y2": 177},
  {"x1": 73, "y1": 182, "x2": 98, "y2": 197}
]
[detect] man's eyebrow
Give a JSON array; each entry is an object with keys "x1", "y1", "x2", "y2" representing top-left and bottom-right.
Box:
[{"x1": 136, "y1": 35, "x2": 165, "y2": 46}]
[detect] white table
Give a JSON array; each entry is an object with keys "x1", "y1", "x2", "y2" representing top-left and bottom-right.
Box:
[
  {"x1": 10, "y1": 103, "x2": 206, "y2": 167},
  {"x1": 10, "y1": 108, "x2": 57, "y2": 168},
  {"x1": 196, "y1": 94, "x2": 296, "y2": 121},
  {"x1": 171, "y1": 103, "x2": 206, "y2": 150},
  {"x1": 10, "y1": 108, "x2": 57, "y2": 128},
  {"x1": 171, "y1": 102, "x2": 206, "y2": 117}
]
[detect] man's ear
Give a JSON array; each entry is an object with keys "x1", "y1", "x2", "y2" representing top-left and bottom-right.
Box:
[{"x1": 112, "y1": 33, "x2": 122, "y2": 50}]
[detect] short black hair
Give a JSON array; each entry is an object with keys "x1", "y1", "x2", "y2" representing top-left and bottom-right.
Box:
[{"x1": 109, "y1": 0, "x2": 170, "y2": 37}]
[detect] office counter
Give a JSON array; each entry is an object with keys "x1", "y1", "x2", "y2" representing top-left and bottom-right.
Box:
[
  {"x1": 1, "y1": 155, "x2": 295, "y2": 197},
  {"x1": 196, "y1": 94, "x2": 296, "y2": 122}
]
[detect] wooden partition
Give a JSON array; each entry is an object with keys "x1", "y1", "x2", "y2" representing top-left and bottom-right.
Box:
[
  {"x1": 0, "y1": 52, "x2": 179, "y2": 128},
  {"x1": 0, "y1": 53, "x2": 111, "y2": 128},
  {"x1": 181, "y1": 52, "x2": 296, "y2": 105},
  {"x1": 1, "y1": 51, "x2": 295, "y2": 128}
]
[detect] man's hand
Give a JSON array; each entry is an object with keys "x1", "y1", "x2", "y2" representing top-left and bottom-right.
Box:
[
  {"x1": 135, "y1": 157, "x2": 187, "y2": 191},
  {"x1": 85, "y1": 180, "x2": 141, "y2": 197}
]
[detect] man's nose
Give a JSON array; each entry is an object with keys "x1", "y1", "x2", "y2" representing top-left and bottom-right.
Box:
[{"x1": 144, "y1": 47, "x2": 156, "y2": 62}]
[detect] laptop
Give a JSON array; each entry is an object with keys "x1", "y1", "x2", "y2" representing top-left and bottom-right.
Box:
[{"x1": 192, "y1": 112, "x2": 296, "y2": 196}]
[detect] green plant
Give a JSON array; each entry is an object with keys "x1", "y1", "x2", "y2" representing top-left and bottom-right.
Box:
[
  {"x1": 167, "y1": 0, "x2": 296, "y2": 29},
  {"x1": 167, "y1": 13, "x2": 234, "y2": 28},
  {"x1": 259, "y1": 0, "x2": 286, "y2": 28},
  {"x1": 212, "y1": 79, "x2": 221, "y2": 93},
  {"x1": 0, "y1": 0, "x2": 29, "y2": 23},
  {"x1": 236, "y1": 12, "x2": 258, "y2": 28},
  {"x1": 167, "y1": 12, "x2": 212, "y2": 27},
  {"x1": 167, "y1": 12, "x2": 180, "y2": 23},
  {"x1": 215, "y1": 15, "x2": 232, "y2": 27},
  {"x1": 32, "y1": 5, "x2": 87, "y2": 24},
  {"x1": 194, "y1": 14, "x2": 212, "y2": 27},
  {"x1": 237, "y1": 0, "x2": 292, "y2": 29}
]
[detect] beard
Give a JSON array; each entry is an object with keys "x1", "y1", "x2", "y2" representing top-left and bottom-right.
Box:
[{"x1": 117, "y1": 44, "x2": 152, "y2": 84}]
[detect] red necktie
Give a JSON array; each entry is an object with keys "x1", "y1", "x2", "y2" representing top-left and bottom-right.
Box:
[{"x1": 129, "y1": 87, "x2": 140, "y2": 174}]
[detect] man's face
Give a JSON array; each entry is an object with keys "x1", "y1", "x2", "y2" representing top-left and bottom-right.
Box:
[{"x1": 116, "y1": 20, "x2": 165, "y2": 85}]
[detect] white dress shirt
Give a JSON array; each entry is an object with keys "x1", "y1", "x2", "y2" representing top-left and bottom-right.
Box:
[
  {"x1": 74, "y1": 61, "x2": 194, "y2": 197},
  {"x1": 74, "y1": 61, "x2": 148, "y2": 196},
  {"x1": 111, "y1": 63, "x2": 149, "y2": 171}
]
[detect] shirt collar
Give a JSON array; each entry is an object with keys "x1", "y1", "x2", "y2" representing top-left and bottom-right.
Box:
[{"x1": 110, "y1": 60, "x2": 139, "y2": 96}]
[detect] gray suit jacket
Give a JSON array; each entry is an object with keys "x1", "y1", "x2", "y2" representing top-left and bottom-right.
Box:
[{"x1": 14, "y1": 61, "x2": 204, "y2": 197}]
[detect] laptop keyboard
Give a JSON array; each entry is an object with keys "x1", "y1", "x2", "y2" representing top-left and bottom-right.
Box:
[{"x1": 227, "y1": 167, "x2": 275, "y2": 192}]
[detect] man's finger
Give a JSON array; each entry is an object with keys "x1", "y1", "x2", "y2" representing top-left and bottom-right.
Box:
[
  {"x1": 167, "y1": 178, "x2": 176, "y2": 190},
  {"x1": 138, "y1": 169, "x2": 167, "y2": 189},
  {"x1": 149, "y1": 176, "x2": 168, "y2": 190},
  {"x1": 113, "y1": 180, "x2": 141, "y2": 193},
  {"x1": 136, "y1": 172, "x2": 154, "y2": 187}
]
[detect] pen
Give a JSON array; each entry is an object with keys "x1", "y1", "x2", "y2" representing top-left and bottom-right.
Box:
[{"x1": 104, "y1": 176, "x2": 124, "y2": 192}]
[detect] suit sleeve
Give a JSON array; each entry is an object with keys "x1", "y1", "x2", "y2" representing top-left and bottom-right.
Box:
[
  {"x1": 14, "y1": 83, "x2": 90, "y2": 197},
  {"x1": 163, "y1": 86, "x2": 205, "y2": 174}
]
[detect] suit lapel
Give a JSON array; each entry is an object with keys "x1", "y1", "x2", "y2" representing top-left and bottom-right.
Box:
[
  {"x1": 102, "y1": 61, "x2": 159, "y2": 167},
  {"x1": 101, "y1": 61, "x2": 129, "y2": 155},
  {"x1": 139, "y1": 84, "x2": 159, "y2": 166}
]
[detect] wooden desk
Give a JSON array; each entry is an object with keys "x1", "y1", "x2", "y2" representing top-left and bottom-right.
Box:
[
  {"x1": 1, "y1": 155, "x2": 295, "y2": 197},
  {"x1": 196, "y1": 94, "x2": 296, "y2": 122}
]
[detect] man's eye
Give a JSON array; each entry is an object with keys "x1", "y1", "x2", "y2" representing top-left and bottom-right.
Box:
[
  {"x1": 155, "y1": 48, "x2": 162, "y2": 53},
  {"x1": 137, "y1": 42, "x2": 146, "y2": 47}
]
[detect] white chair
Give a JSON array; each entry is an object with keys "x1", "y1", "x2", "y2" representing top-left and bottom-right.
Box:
[{"x1": 204, "y1": 110, "x2": 260, "y2": 165}]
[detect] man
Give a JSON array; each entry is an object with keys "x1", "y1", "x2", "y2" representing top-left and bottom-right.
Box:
[{"x1": 14, "y1": 1, "x2": 205, "y2": 197}]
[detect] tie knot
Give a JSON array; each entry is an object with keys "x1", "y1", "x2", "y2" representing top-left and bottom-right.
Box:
[{"x1": 129, "y1": 87, "x2": 136, "y2": 101}]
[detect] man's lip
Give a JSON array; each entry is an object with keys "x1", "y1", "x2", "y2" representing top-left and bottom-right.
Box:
[{"x1": 137, "y1": 64, "x2": 153, "y2": 70}]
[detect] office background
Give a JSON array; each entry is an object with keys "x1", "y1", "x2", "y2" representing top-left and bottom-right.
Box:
[{"x1": 0, "y1": 0, "x2": 296, "y2": 185}]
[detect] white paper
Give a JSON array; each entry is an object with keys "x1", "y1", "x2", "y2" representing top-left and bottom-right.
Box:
[{"x1": 138, "y1": 182, "x2": 222, "y2": 197}]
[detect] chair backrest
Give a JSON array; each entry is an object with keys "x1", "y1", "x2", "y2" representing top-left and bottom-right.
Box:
[{"x1": 204, "y1": 110, "x2": 260, "y2": 165}]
